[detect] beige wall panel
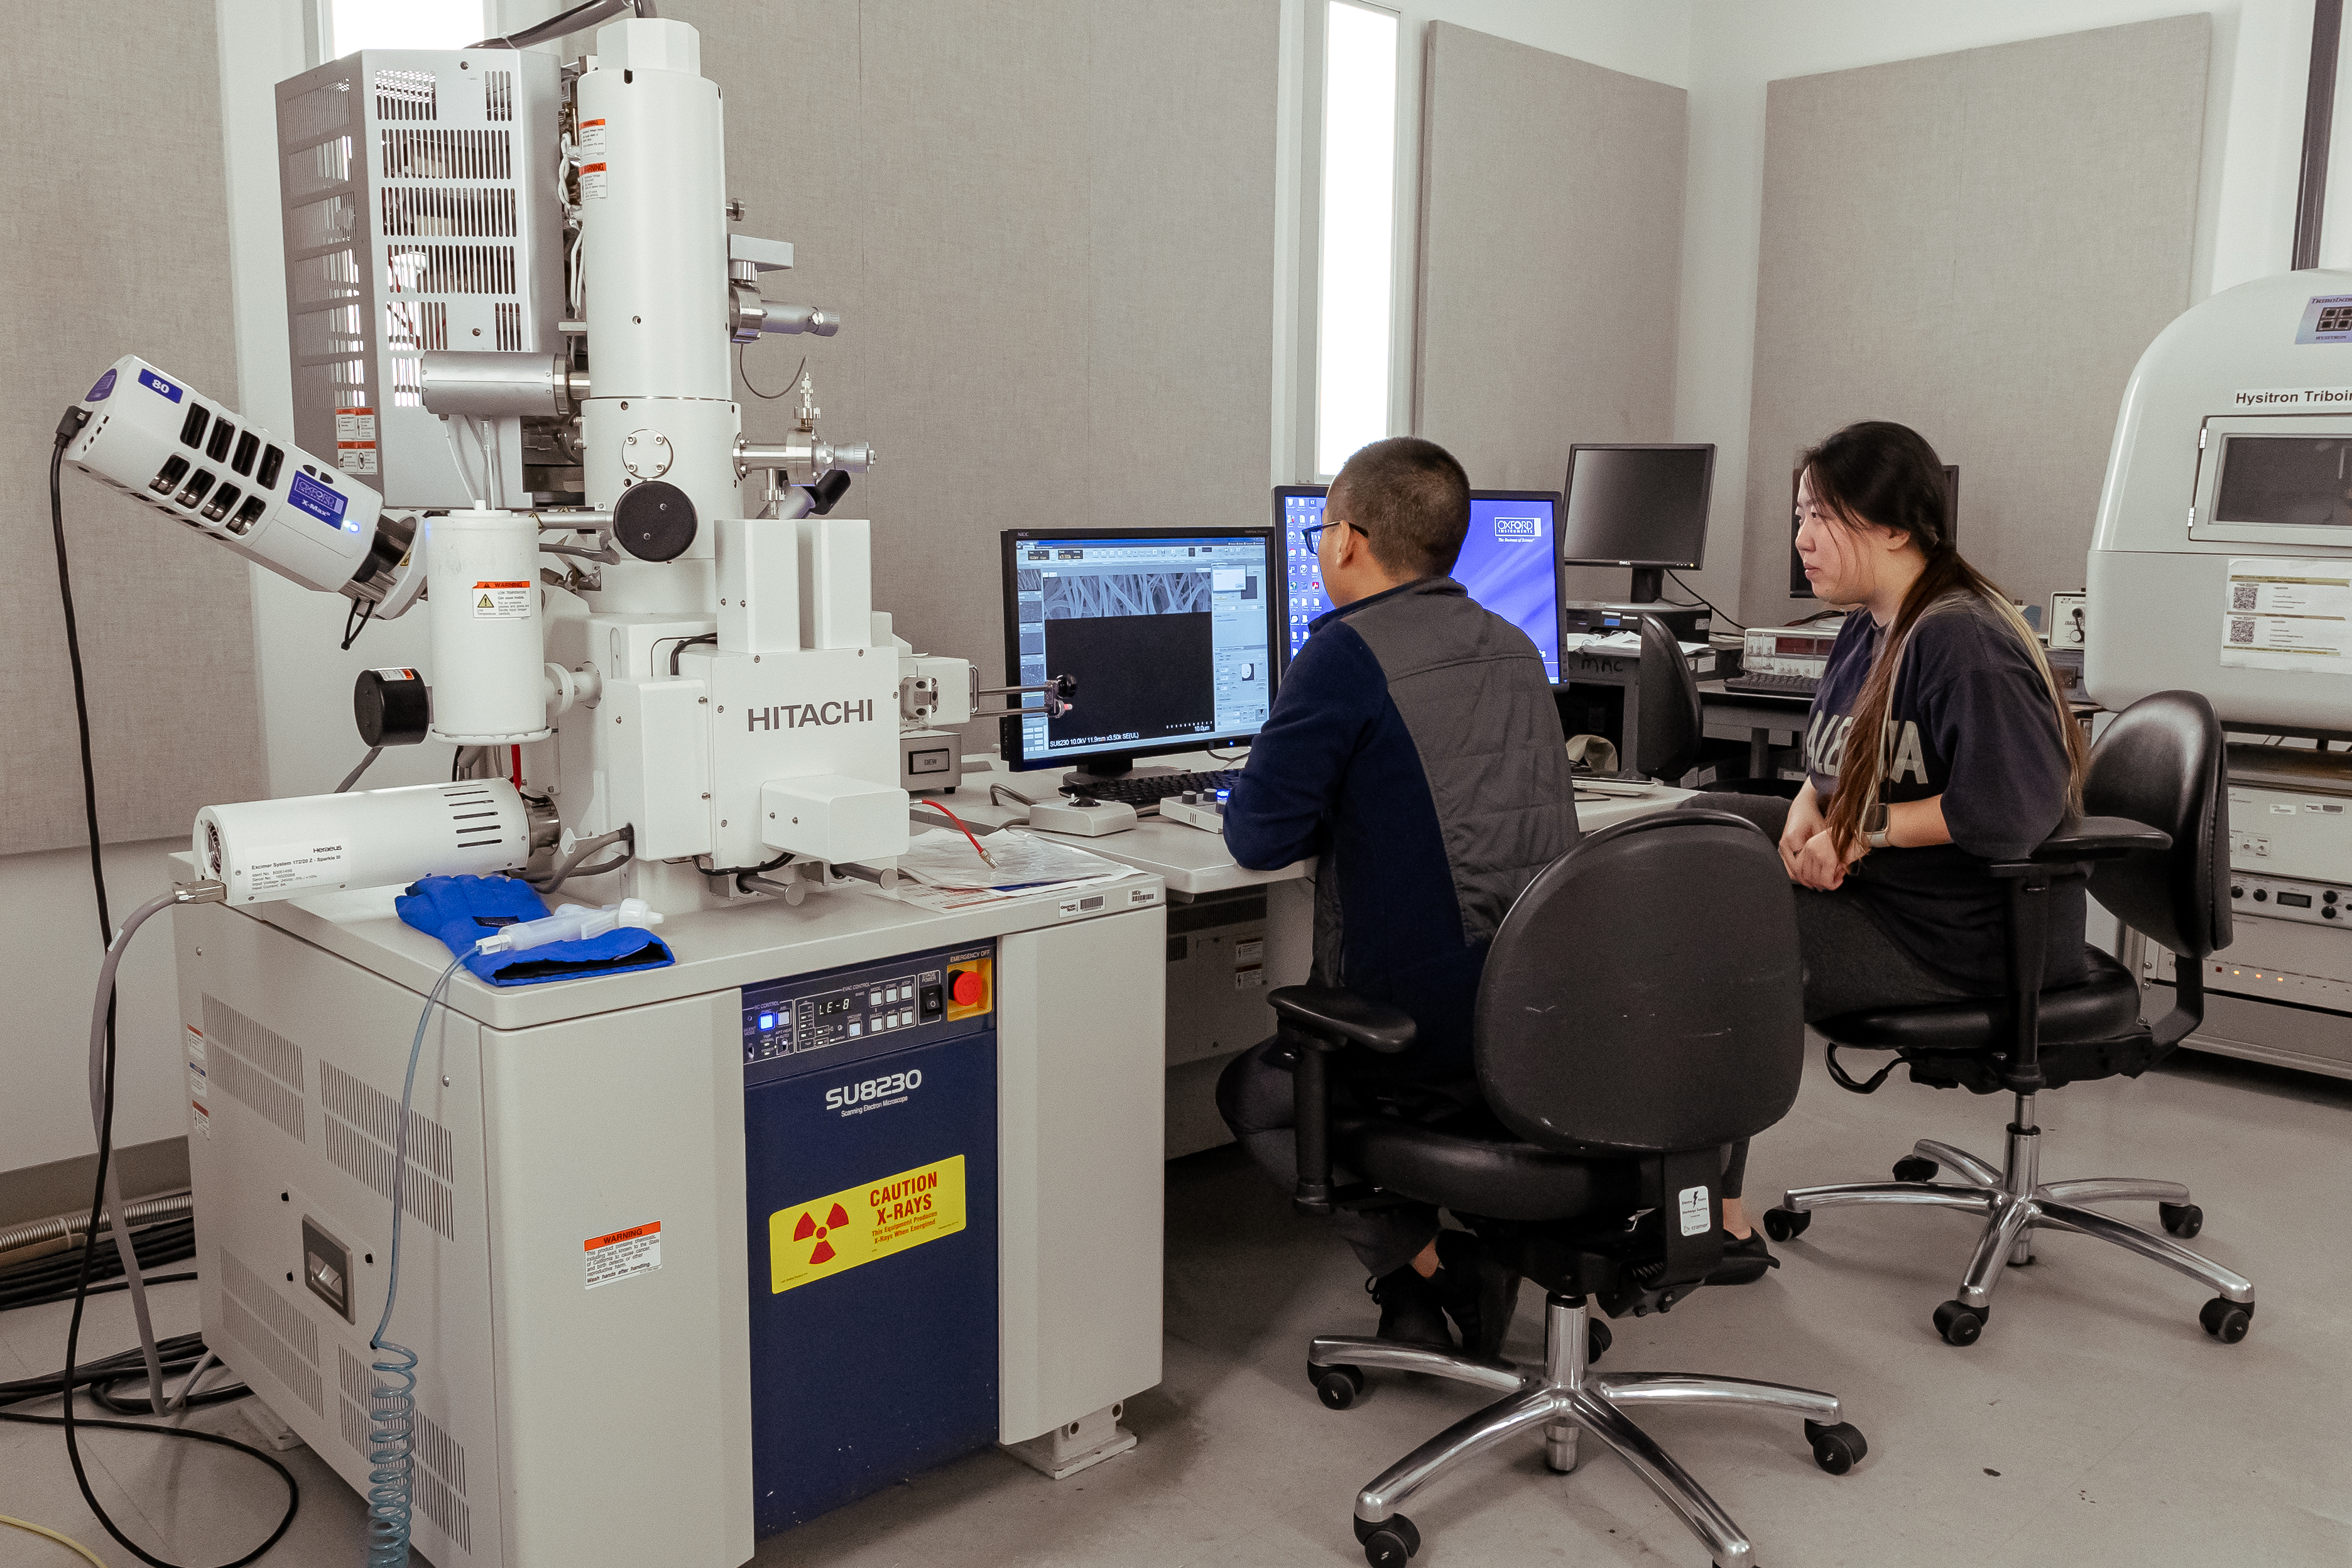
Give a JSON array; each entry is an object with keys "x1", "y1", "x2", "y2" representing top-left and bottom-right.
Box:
[
  {"x1": 1087, "y1": 1, "x2": 1280, "y2": 531},
  {"x1": 678, "y1": 0, "x2": 1277, "y2": 719},
  {"x1": 1740, "y1": 16, "x2": 2208, "y2": 623},
  {"x1": 1412, "y1": 21, "x2": 1685, "y2": 604},
  {"x1": 1, "y1": 2, "x2": 265, "y2": 854}
]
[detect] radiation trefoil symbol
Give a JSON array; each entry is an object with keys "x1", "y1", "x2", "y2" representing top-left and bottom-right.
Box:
[{"x1": 792, "y1": 1203, "x2": 852, "y2": 1265}]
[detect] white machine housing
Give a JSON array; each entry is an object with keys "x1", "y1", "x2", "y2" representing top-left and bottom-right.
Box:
[
  {"x1": 2086, "y1": 271, "x2": 2352, "y2": 727},
  {"x1": 66, "y1": 356, "x2": 385, "y2": 596}
]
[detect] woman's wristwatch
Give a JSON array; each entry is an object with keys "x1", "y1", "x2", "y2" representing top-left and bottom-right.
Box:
[{"x1": 1863, "y1": 803, "x2": 1892, "y2": 851}]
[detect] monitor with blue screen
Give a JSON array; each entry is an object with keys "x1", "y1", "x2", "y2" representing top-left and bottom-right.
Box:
[{"x1": 1275, "y1": 485, "x2": 1561, "y2": 682}]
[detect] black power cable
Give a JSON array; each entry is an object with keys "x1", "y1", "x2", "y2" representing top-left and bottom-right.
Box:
[{"x1": 46, "y1": 408, "x2": 301, "y2": 1566}]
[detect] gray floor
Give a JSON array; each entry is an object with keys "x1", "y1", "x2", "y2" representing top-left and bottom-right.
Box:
[{"x1": 4, "y1": 1043, "x2": 2349, "y2": 1568}]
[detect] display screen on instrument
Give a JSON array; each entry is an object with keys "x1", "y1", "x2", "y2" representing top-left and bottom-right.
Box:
[
  {"x1": 1774, "y1": 636, "x2": 1837, "y2": 656},
  {"x1": 1000, "y1": 528, "x2": 1280, "y2": 768},
  {"x1": 2212, "y1": 436, "x2": 2352, "y2": 527}
]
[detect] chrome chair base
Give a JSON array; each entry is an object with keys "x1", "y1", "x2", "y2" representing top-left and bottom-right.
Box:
[
  {"x1": 1307, "y1": 1293, "x2": 1860, "y2": 1568},
  {"x1": 1773, "y1": 1092, "x2": 2256, "y2": 1345}
]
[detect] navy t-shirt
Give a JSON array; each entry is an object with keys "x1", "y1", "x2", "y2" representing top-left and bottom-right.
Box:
[{"x1": 1802, "y1": 594, "x2": 2086, "y2": 994}]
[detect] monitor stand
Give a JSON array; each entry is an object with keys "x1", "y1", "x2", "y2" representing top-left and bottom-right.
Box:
[
  {"x1": 1627, "y1": 567, "x2": 1665, "y2": 604},
  {"x1": 1061, "y1": 756, "x2": 1184, "y2": 791}
]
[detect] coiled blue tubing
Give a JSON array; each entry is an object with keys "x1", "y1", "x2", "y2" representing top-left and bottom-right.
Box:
[{"x1": 368, "y1": 952, "x2": 466, "y2": 1567}]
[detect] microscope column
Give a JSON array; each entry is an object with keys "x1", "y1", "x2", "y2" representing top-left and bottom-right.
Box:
[{"x1": 577, "y1": 18, "x2": 739, "y2": 554}]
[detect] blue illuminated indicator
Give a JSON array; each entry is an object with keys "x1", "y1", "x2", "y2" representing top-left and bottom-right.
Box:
[{"x1": 759, "y1": 1013, "x2": 776, "y2": 1030}]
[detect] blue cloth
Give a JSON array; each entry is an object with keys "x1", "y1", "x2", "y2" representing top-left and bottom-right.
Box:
[{"x1": 395, "y1": 874, "x2": 675, "y2": 986}]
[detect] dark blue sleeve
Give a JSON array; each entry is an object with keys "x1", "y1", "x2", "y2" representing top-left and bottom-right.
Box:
[
  {"x1": 1222, "y1": 625, "x2": 1386, "y2": 870},
  {"x1": 1922, "y1": 667, "x2": 2072, "y2": 861}
]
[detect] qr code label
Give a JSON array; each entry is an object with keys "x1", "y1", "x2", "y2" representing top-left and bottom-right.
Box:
[
  {"x1": 2228, "y1": 618, "x2": 2255, "y2": 643},
  {"x1": 2231, "y1": 583, "x2": 2258, "y2": 611}
]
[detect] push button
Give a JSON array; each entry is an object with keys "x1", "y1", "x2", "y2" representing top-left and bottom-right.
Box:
[{"x1": 950, "y1": 969, "x2": 983, "y2": 1006}]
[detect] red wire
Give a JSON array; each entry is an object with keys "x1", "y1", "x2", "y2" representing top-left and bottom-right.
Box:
[
  {"x1": 510, "y1": 744, "x2": 522, "y2": 789},
  {"x1": 914, "y1": 800, "x2": 991, "y2": 864}
]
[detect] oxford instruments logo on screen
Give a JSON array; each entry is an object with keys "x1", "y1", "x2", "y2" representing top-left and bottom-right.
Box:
[{"x1": 1492, "y1": 514, "x2": 1542, "y2": 542}]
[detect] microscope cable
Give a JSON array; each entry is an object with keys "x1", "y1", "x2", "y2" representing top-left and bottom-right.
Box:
[{"x1": 16, "y1": 418, "x2": 301, "y2": 1568}]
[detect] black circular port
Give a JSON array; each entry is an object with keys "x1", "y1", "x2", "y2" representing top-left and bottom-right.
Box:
[
  {"x1": 2253, "y1": 889, "x2": 2268, "y2": 902},
  {"x1": 614, "y1": 479, "x2": 698, "y2": 562},
  {"x1": 355, "y1": 667, "x2": 431, "y2": 746}
]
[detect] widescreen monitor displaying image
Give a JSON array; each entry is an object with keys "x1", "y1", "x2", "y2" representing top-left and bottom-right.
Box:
[{"x1": 1274, "y1": 486, "x2": 1560, "y2": 681}]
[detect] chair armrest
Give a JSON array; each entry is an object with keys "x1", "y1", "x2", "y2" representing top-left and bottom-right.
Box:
[
  {"x1": 1991, "y1": 815, "x2": 2170, "y2": 876},
  {"x1": 1268, "y1": 986, "x2": 1418, "y2": 1055}
]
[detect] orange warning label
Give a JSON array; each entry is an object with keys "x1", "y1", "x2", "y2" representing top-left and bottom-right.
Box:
[
  {"x1": 584, "y1": 1221, "x2": 662, "y2": 1289},
  {"x1": 768, "y1": 1155, "x2": 966, "y2": 1293}
]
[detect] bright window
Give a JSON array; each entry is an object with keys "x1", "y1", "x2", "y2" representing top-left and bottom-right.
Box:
[
  {"x1": 328, "y1": 0, "x2": 488, "y2": 55},
  {"x1": 1314, "y1": 1, "x2": 1400, "y2": 479}
]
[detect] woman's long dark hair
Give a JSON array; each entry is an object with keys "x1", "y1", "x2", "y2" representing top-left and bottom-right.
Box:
[{"x1": 1802, "y1": 421, "x2": 2087, "y2": 854}]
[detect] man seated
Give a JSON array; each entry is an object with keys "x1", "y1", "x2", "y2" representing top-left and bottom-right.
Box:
[{"x1": 1214, "y1": 437, "x2": 1577, "y2": 1356}]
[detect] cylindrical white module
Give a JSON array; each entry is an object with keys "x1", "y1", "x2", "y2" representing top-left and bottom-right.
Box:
[
  {"x1": 195, "y1": 781, "x2": 530, "y2": 906},
  {"x1": 577, "y1": 18, "x2": 739, "y2": 525},
  {"x1": 426, "y1": 509, "x2": 552, "y2": 743}
]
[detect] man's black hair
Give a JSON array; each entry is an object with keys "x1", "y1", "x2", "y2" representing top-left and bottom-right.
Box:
[{"x1": 1330, "y1": 437, "x2": 1472, "y2": 579}]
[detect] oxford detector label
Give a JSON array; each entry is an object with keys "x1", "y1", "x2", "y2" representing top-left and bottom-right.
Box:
[{"x1": 769, "y1": 1155, "x2": 966, "y2": 1293}]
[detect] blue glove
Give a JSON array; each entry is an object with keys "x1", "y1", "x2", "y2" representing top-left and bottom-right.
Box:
[{"x1": 395, "y1": 874, "x2": 675, "y2": 986}]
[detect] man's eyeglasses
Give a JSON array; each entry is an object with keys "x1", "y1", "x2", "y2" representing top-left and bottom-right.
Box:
[{"x1": 1300, "y1": 520, "x2": 1369, "y2": 552}]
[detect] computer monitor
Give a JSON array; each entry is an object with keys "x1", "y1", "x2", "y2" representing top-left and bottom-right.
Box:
[
  {"x1": 1273, "y1": 485, "x2": 1562, "y2": 681},
  {"x1": 1000, "y1": 527, "x2": 1280, "y2": 782},
  {"x1": 1788, "y1": 465, "x2": 1957, "y2": 599},
  {"x1": 1559, "y1": 443, "x2": 1716, "y2": 604}
]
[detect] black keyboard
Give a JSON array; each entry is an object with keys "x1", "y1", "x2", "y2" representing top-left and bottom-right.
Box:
[
  {"x1": 1064, "y1": 770, "x2": 1242, "y2": 805},
  {"x1": 1723, "y1": 673, "x2": 1820, "y2": 698}
]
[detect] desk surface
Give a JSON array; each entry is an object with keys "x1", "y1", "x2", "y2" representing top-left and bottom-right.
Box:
[{"x1": 954, "y1": 752, "x2": 1694, "y2": 895}]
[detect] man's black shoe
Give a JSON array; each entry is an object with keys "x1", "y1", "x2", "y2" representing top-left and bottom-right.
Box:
[
  {"x1": 1366, "y1": 1263, "x2": 1454, "y2": 1349},
  {"x1": 1432, "y1": 1229, "x2": 1520, "y2": 1358},
  {"x1": 1705, "y1": 1229, "x2": 1781, "y2": 1287}
]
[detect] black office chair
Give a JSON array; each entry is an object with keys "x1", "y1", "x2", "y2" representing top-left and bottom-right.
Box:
[
  {"x1": 1764, "y1": 690, "x2": 2256, "y2": 1347},
  {"x1": 1277, "y1": 812, "x2": 1865, "y2": 1568},
  {"x1": 1629, "y1": 612, "x2": 1704, "y2": 782}
]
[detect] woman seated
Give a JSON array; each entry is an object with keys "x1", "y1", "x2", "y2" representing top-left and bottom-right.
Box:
[{"x1": 1697, "y1": 420, "x2": 2090, "y2": 1236}]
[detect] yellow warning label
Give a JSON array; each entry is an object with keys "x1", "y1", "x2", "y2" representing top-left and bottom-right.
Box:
[{"x1": 768, "y1": 1155, "x2": 966, "y2": 1293}]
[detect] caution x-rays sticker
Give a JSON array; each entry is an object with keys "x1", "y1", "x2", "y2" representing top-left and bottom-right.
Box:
[{"x1": 768, "y1": 1155, "x2": 966, "y2": 1293}]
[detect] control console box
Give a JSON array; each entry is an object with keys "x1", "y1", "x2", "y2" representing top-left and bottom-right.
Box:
[{"x1": 1563, "y1": 600, "x2": 1711, "y2": 643}]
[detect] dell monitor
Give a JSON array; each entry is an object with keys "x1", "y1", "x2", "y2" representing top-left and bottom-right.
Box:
[
  {"x1": 1559, "y1": 443, "x2": 1716, "y2": 603},
  {"x1": 1273, "y1": 484, "x2": 1562, "y2": 682},
  {"x1": 1788, "y1": 465, "x2": 1958, "y2": 599},
  {"x1": 1001, "y1": 528, "x2": 1280, "y2": 784}
]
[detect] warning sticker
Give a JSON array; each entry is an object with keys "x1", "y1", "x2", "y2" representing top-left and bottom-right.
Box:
[
  {"x1": 578, "y1": 117, "x2": 605, "y2": 148},
  {"x1": 185, "y1": 1026, "x2": 210, "y2": 1140},
  {"x1": 241, "y1": 841, "x2": 349, "y2": 895},
  {"x1": 337, "y1": 446, "x2": 379, "y2": 476},
  {"x1": 335, "y1": 407, "x2": 377, "y2": 442},
  {"x1": 769, "y1": 1155, "x2": 966, "y2": 1294},
  {"x1": 370, "y1": 667, "x2": 418, "y2": 682},
  {"x1": 584, "y1": 1221, "x2": 662, "y2": 1289},
  {"x1": 472, "y1": 580, "x2": 533, "y2": 619},
  {"x1": 580, "y1": 161, "x2": 607, "y2": 200},
  {"x1": 1678, "y1": 1184, "x2": 1710, "y2": 1238}
]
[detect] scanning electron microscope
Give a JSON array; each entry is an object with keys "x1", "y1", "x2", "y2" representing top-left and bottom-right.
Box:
[{"x1": 58, "y1": 7, "x2": 1165, "y2": 1565}]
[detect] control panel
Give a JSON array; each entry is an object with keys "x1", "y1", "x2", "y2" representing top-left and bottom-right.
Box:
[
  {"x1": 2226, "y1": 782, "x2": 2350, "y2": 927},
  {"x1": 741, "y1": 943, "x2": 994, "y2": 1086}
]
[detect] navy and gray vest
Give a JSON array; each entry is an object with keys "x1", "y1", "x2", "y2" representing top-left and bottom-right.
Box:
[{"x1": 1224, "y1": 577, "x2": 1578, "y2": 1077}]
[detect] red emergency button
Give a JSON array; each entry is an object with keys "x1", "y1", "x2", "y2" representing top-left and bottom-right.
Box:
[{"x1": 949, "y1": 969, "x2": 983, "y2": 1006}]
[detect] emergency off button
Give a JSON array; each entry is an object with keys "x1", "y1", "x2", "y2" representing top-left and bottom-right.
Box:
[{"x1": 949, "y1": 969, "x2": 983, "y2": 1006}]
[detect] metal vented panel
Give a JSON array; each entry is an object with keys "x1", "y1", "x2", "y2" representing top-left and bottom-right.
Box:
[
  {"x1": 200, "y1": 995, "x2": 308, "y2": 1143},
  {"x1": 219, "y1": 1249, "x2": 324, "y2": 1413},
  {"x1": 275, "y1": 48, "x2": 564, "y2": 506},
  {"x1": 320, "y1": 1060, "x2": 458, "y2": 1239}
]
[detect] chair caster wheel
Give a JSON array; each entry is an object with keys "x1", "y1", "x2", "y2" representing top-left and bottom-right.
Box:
[
  {"x1": 1588, "y1": 1320, "x2": 1613, "y2": 1364},
  {"x1": 2199, "y1": 1297, "x2": 2253, "y2": 1343},
  {"x1": 2160, "y1": 1202, "x2": 2203, "y2": 1239},
  {"x1": 1804, "y1": 1419, "x2": 1868, "y2": 1474},
  {"x1": 1312, "y1": 1363, "x2": 1366, "y2": 1410},
  {"x1": 1354, "y1": 1512, "x2": 1420, "y2": 1565},
  {"x1": 1763, "y1": 1207, "x2": 1810, "y2": 1242},
  {"x1": 1933, "y1": 1299, "x2": 1987, "y2": 1346},
  {"x1": 1892, "y1": 1156, "x2": 1939, "y2": 1183}
]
